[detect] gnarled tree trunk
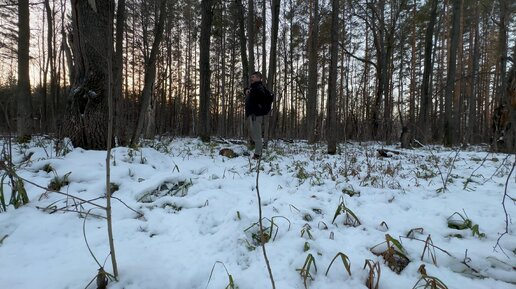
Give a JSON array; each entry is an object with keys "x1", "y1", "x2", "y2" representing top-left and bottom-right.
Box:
[{"x1": 65, "y1": 0, "x2": 113, "y2": 150}]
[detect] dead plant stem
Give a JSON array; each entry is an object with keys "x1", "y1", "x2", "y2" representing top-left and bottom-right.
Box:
[
  {"x1": 106, "y1": 6, "x2": 119, "y2": 278},
  {"x1": 255, "y1": 158, "x2": 276, "y2": 289},
  {"x1": 494, "y1": 156, "x2": 515, "y2": 256}
]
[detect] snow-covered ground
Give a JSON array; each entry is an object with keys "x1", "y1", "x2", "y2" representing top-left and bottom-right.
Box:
[{"x1": 0, "y1": 137, "x2": 515, "y2": 289}]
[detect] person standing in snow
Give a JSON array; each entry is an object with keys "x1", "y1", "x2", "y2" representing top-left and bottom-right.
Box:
[{"x1": 245, "y1": 71, "x2": 273, "y2": 160}]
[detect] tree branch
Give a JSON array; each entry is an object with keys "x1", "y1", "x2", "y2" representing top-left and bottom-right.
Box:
[
  {"x1": 338, "y1": 41, "x2": 378, "y2": 71},
  {"x1": 494, "y1": 156, "x2": 515, "y2": 256}
]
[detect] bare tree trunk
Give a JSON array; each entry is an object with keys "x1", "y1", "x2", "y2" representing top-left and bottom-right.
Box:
[
  {"x1": 267, "y1": 0, "x2": 280, "y2": 91},
  {"x1": 496, "y1": 0, "x2": 510, "y2": 105},
  {"x1": 248, "y1": 0, "x2": 256, "y2": 74},
  {"x1": 132, "y1": 0, "x2": 166, "y2": 144},
  {"x1": 261, "y1": 0, "x2": 267, "y2": 80},
  {"x1": 307, "y1": 0, "x2": 319, "y2": 143},
  {"x1": 408, "y1": 1, "x2": 416, "y2": 129},
  {"x1": 44, "y1": 0, "x2": 57, "y2": 132},
  {"x1": 114, "y1": 0, "x2": 126, "y2": 145},
  {"x1": 327, "y1": 0, "x2": 339, "y2": 154},
  {"x1": 505, "y1": 65, "x2": 516, "y2": 154},
  {"x1": 505, "y1": 48, "x2": 516, "y2": 152},
  {"x1": 266, "y1": 0, "x2": 280, "y2": 143},
  {"x1": 444, "y1": 0, "x2": 461, "y2": 146},
  {"x1": 419, "y1": 0, "x2": 438, "y2": 142},
  {"x1": 468, "y1": 0, "x2": 480, "y2": 143},
  {"x1": 199, "y1": 0, "x2": 214, "y2": 141},
  {"x1": 453, "y1": 0, "x2": 464, "y2": 143},
  {"x1": 17, "y1": 0, "x2": 32, "y2": 139},
  {"x1": 234, "y1": 0, "x2": 249, "y2": 88}
]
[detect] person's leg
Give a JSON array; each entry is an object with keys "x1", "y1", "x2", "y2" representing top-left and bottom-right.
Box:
[
  {"x1": 263, "y1": 114, "x2": 270, "y2": 149},
  {"x1": 251, "y1": 115, "x2": 263, "y2": 156},
  {"x1": 247, "y1": 117, "x2": 255, "y2": 149}
]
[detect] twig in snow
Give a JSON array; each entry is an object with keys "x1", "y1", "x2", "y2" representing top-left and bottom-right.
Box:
[
  {"x1": 494, "y1": 156, "x2": 515, "y2": 257},
  {"x1": 255, "y1": 157, "x2": 276, "y2": 289}
]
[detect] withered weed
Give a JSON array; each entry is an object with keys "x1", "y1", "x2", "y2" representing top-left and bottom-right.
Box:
[
  {"x1": 325, "y1": 252, "x2": 352, "y2": 277},
  {"x1": 297, "y1": 253, "x2": 317, "y2": 289}
]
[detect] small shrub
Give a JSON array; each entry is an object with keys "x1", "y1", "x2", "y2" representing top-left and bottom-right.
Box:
[
  {"x1": 297, "y1": 253, "x2": 317, "y2": 289},
  {"x1": 0, "y1": 160, "x2": 30, "y2": 211},
  {"x1": 206, "y1": 261, "x2": 238, "y2": 289},
  {"x1": 406, "y1": 227, "x2": 424, "y2": 239},
  {"x1": 342, "y1": 186, "x2": 360, "y2": 197},
  {"x1": 300, "y1": 223, "x2": 313, "y2": 239},
  {"x1": 331, "y1": 197, "x2": 360, "y2": 227},
  {"x1": 325, "y1": 252, "x2": 352, "y2": 277},
  {"x1": 412, "y1": 275, "x2": 448, "y2": 289},
  {"x1": 48, "y1": 172, "x2": 71, "y2": 191},
  {"x1": 447, "y1": 211, "x2": 485, "y2": 238},
  {"x1": 244, "y1": 216, "x2": 291, "y2": 247},
  {"x1": 413, "y1": 265, "x2": 448, "y2": 289},
  {"x1": 363, "y1": 259, "x2": 381, "y2": 289},
  {"x1": 303, "y1": 241, "x2": 310, "y2": 252},
  {"x1": 109, "y1": 183, "x2": 119, "y2": 194},
  {"x1": 42, "y1": 163, "x2": 54, "y2": 173},
  {"x1": 371, "y1": 234, "x2": 410, "y2": 274},
  {"x1": 420, "y1": 235, "x2": 438, "y2": 265}
]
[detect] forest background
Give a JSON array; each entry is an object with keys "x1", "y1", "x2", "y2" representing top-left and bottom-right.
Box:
[{"x1": 0, "y1": 0, "x2": 515, "y2": 151}]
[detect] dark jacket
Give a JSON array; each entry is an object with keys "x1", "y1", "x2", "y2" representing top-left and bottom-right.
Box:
[{"x1": 245, "y1": 81, "x2": 268, "y2": 118}]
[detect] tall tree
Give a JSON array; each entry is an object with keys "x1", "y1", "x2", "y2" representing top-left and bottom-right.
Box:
[
  {"x1": 199, "y1": 0, "x2": 215, "y2": 141},
  {"x1": 261, "y1": 0, "x2": 267, "y2": 79},
  {"x1": 443, "y1": 0, "x2": 461, "y2": 146},
  {"x1": 505, "y1": 46, "x2": 516, "y2": 152},
  {"x1": 65, "y1": 0, "x2": 113, "y2": 149},
  {"x1": 496, "y1": 0, "x2": 510, "y2": 105},
  {"x1": 327, "y1": 0, "x2": 339, "y2": 154},
  {"x1": 306, "y1": 0, "x2": 319, "y2": 143},
  {"x1": 113, "y1": 0, "x2": 126, "y2": 144},
  {"x1": 266, "y1": 0, "x2": 280, "y2": 90},
  {"x1": 468, "y1": 0, "x2": 480, "y2": 143},
  {"x1": 234, "y1": 0, "x2": 249, "y2": 88},
  {"x1": 44, "y1": 0, "x2": 57, "y2": 132},
  {"x1": 132, "y1": 0, "x2": 167, "y2": 144},
  {"x1": 419, "y1": 0, "x2": 439, "y2": 142},
  {"x1": 367, "y1": 0, "x2": 407, "y2": 142},
  {"x1": 266, "y1": 0, "x2": 280, "y2": 141},
  {"x1": 17, "y1": 0, "x2": 32, "y2": 139},
  {"x1": 248, "y1": 0, "x2": 256, "y2": 74}
]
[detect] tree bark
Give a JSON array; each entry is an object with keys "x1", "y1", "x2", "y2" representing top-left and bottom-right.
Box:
[
  {"x1": 266, "y1": 0, "x2": 280, "y2": 91},
  {"x1": 261, "y1": 0, "x2": 267, "y2": 80},
  {"x1": 468, "y1": 0, "x2": 480, "y2": 143},
  {"x1": 419, "y1": 0, "x2": 438, "y2": 142},
  {"x1": 65, "y1": 0, "x2": 113, "y2": 150},
  {"x1": 265, "y1": 0, "x2": 280, "y2": 144},
  {"x1": 234, "y1": 0, "x2": 249, "y2": 88},
  {"x1": 444, "y1": 0, "x2": 461, "y2": 146},
  {"x1": 114, "y1": 0, "x2": 126, "y2": 144},
  {"x1": 248, "y1": 0, "x2": 256, "y2": 74},
  {"x1": 132, "y1": 0, "x2": 166, "y2": 144},
  {"x1": 17, "y1": 0, "x2": 32, "y2": 139},
  {"x1": 44, "y1": 0, "x2": 57, "y2": 132},
  {"x1": 199, "y1": 0, "x2": 214, "y2": 141},
  {"x1": 307, "y1": 0, "x2": 319, "y2": 143},
  {"x1": 327, "y1": 0, "x2": 339, "y2": 154}
]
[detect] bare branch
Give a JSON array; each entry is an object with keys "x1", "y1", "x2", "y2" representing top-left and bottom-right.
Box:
[
  {"x1": 494, "y1": 156, "x2": 515, "y2": 255},
  {"x1": 338, "y1": 41, "x2": 378, "y2": 71}
]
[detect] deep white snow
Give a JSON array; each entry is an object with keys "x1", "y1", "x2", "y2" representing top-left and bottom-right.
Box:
[{"x1": 0, "y1": 137, "x2": 515, "y2": 289}]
